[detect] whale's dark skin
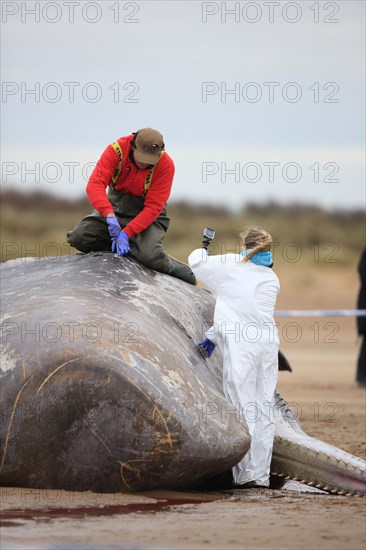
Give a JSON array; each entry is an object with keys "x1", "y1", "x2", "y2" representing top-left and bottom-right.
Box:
[
  {"x1": 1, "y1": 253, "x2": 365, "y2": 495},
  {"x1": 0, "y1": 253, "x2": 250, "y2": 492}
]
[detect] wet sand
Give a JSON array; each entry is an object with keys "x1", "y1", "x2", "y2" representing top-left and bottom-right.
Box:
[{"x1": 1, "y1": 268, "x2": 366, "y2": 549}]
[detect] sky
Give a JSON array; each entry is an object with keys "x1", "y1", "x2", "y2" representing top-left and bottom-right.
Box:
[{"x1": 1, "y1": 0, "x2": 365, "y2": 211}]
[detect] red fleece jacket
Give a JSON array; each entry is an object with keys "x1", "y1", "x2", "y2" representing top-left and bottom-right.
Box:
[{"x1": 86, "y1": 134, "x2": 175, "y2": 238}]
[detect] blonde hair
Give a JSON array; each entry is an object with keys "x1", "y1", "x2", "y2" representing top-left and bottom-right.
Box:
[{"x1": 240, "y1": 225, "x2": 273, "y2": 263}]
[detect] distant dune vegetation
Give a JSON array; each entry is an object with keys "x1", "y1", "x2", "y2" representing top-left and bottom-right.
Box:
[{"x1": 1, "y1": 190, "x2": 364, "y2": 266}]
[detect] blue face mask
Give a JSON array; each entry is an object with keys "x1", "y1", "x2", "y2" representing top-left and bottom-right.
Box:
[{"x1": 241, "y1": 249, "x2": 273, "y2": 267}]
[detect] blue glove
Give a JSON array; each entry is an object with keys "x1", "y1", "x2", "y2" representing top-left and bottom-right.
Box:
[
  {"x1": 106, "y1": 215, "x2": 122, "y2": 240},
  {"x1": 113, "y1": 231, "x2": 130, "y2": 256},
  {"x1": 198, "y1": 338, "x2": 216, "y2": 358}
]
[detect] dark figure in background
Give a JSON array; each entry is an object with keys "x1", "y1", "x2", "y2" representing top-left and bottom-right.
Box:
[{"x1": 356, "y1": 249, "x2": 366, "y2": 386}]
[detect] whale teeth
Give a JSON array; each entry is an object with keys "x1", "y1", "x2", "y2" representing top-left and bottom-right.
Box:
[
  {"x1": 331, "y1": 489, "x2": 337, "y2": 494},
  {"x1": 284, "y1": 476, "x2": 290, "y2": 480},
  {"x1": 308, "y1": 481, "x2": 314, "y2": 486},
  {"x1": 300, "y1": 479, "x2": 306, "y2": 483},
  {"x1": 323, "y1": 486, "x2": 329, "y2": 491},
  {"x1": 315, "y1": 484, "x2": 322, "y2": 488}
]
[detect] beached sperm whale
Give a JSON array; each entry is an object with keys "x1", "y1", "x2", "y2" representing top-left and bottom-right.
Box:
[{"x1": 0, "y1": 253, "x2": 365, "y2": 495}]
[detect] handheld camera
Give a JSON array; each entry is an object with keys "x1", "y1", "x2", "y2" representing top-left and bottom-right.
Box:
[{"x1": 202, "y1": 227, "x2": 215, "y2": 250}]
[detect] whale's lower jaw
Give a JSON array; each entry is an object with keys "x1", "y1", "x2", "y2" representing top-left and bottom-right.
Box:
[{"x1": 271, "y1": 431, "x2": 366, "y2": 496}]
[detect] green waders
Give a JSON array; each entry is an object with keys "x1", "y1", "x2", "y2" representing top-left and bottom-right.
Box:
[{"x1": 67, "y1": 189, "x2": 196, "y2": 285}]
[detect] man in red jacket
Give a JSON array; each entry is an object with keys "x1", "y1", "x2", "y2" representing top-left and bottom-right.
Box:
[{"x1": 67, "y1": 128, "x2": 196, "y2": 285}]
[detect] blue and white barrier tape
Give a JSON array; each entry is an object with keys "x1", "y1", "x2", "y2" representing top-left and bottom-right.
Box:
[{"x1": 274, "y1": 310, "x2": 366, "y2": 317}]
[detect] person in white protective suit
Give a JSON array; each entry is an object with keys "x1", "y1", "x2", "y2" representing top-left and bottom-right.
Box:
[{"x1": 188, "y1": 226, "x2": 280, "y2": 488}]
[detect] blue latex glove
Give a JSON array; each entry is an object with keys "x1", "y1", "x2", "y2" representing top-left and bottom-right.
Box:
[
  {"x1": 113, "y1": 231, "x2": 130, "y2": 256},
  {"x1": 106, "y1": 215, "x2": 122, "y2": 240},
  {"x1": 198, "y1": 338, "x2": 216, "y2": 358}
]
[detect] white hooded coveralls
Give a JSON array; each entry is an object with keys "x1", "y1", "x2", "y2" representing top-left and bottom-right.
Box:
[{"x1": 188, "y1": 249, "x2": 280, "y2": 486}]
